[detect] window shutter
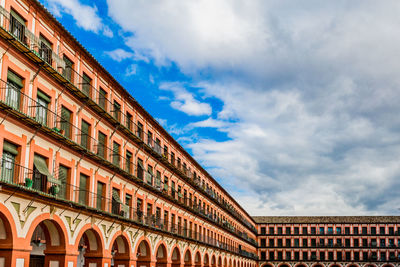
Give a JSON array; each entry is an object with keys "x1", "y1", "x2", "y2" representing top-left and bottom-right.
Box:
[
  {"x1": 7, "y1": 70, "x2": 23, "y2": 88},
  {"x1": 2, "y1": 141, "x2": 18, "y2": 155},
  {"x1": 81, "y1": 120, "x2": 89, "y2": 135},
  {"x1": 37, "y1": 90, "x2": 51, "y2": 103},
  {"x1": 40, "y1": 35, "x2": 52, "y2": 49},
  {"x1": 10, "y1": 10, "x2": 26, "y2": 25}
]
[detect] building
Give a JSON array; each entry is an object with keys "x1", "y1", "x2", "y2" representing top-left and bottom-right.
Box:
[
  {"x1": 255, "y1": 216, "x2": 400, "y2": 267},
  {"x1": 0, "y1": 1, "x2": 399, "y2": 267},
  {"x1": 0, "y1": 0, "x2": 258, "y2": 266}
]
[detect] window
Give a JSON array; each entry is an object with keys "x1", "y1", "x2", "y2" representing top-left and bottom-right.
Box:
[
  {"x1": 269, "y1": 227, "x2": 274, "y2": 234},
  {"x1": 336, "y1": 227, "x2": 341, "y2": 234},
  {"x1": 1, "y1": 141, "x2": 19, "y2": 183},
  {"x1": 260, "y1": 239, "x2": 266, "y2": 247},
  {"x1": 147, "y1": 131, "x2": 153, "y2": 147},
  {"x1": 171, "y1": 152, "x2": 175, "y2": 165},
  {"x1": 137, "y1": 122, "x2": 143, "y2": 139},
  {"x1": 329, "y1": 252, "x2": 334, "y2": 261},
  {"x1": 286, "y1": 251, "x2": 291, "y2": 260},
  {"x1": 98, "y1": 87, "x2": 107, "y2": 110},
  {"x1": 146, "y1": 165, "x2": 153, "y2": 185},
  {"x1": 269, "y1": 251, "x2": 274, "y2": 260},
  {"x1": 294, "y1": 227, "x2": 299, "y2": 234},
  {"x1": 60, "y1": 106, "x2": 72, "y2": 138},
  {"x1": 6, "y1": 70, "x2": 23, "y2": 110},
  {"x1": 57, "y1": 165, "x2": 69, "y2": 199},
  {"x1": 260, "y1": 251, "x2": 266, "y2": 260},
  {"x1": 125, "y1": 194, "x2": 132, "y2": 219},
  {"x1": 311, "y1": 227, "x2": 316, "y2": 234},
  {"x1": 113, "y1": 100, "x2": 121, "y2": 121},
  {"x1": 353, "y1": 227, "x2": 359, "y2": 234},
  {"x1": 294, "y1": 239, "x2": 299, "y2": 247},
  {"x1": 63, "y1": 56, "x2": 74, "y2": 82},
  {"x1": 362, "y1": 227, "x2": 367, "y2": 234},
  {"x1": 302, "y1": 238, "x2": 307, "y2": 247},
  {"x1": 337, "y1": 252, "x2": 342, "y2": 261},
  {"x1": 269, "y1": 239, "x2": 274, "y2": 247},
  {"x1": 79, "y1": 174, "x2": 88, "y2": 205},
  {"x1": 112, "y1": 141, "x2": 120, "y2": 166},
  {"x1": 320, "y1": 251, "x2": 325, "y2": 260},
  {"x1": 155, "y1": 138, "x2": 161, "y2": 154},
  {"x1": 163, "y1": 145, "x2": 168, "y2": 158},
  {"x1": 163, "y1": 176, "x2": 169, "y2": 191},
  {"x1": 111, "y1": 188, "x2": 121, "y2": 215},
  {"x1": 286, "y1": 227, "x2": 291, "y2": 234},
  {"x1": 97, "y1": 131, "x2": 106, "y2": 158},
  {"x1": 39, "y1": 35, "x2": 52, "y2": 64},
  {"x1": 371, "y1": 227, "x2": 376, "y2": 234},
  {"x1": 354, "y1": 238, "x2": 359, "y2": 247},
  {"x1": 286, "y1": 239, "x2": 291, "y2": 247},
  {"x1": 278, "y1": 227, "x2": 282, "y2": 234},
  {"x1": 126, "y1": 112, "x2": 132, "y2": 130},
  {"x1": 380, "y1": 227, "x2": 385, "y2": 235},
  {"x1": 126, "y1": 151, "x2": 132, "y2": 173},
  {"x1": 302, "y1": 252, "x2": 308, "y2": 260},
  {"x1": 10, "y1": 9, "x2": 26, "y2": 43},
  {"x1": 136, "y1": 159, "x2": 143, "y2": 180},
  {"x1": 320, "y1": 227, "x2": 325, "y2": 234},
  {"x1": 80, "y1": 120, "x2": 91, "y2": 149},
  {"x1": 177, "y1": 157, "x2": 181, "y2": 169},
  {"x1": 96, "y1": 181, "x2": 104, "y2": 210},
  {"x1": 260, "y1": 227, "x2": 266, "y2": 235},
  {"x1": 345, "y1": 238, "x2": 350, "y2": 247},
  {"x1": 82, "y1": 73, "x2": 92, "y2": 97},
  {"x1": 36, "y1": 90, "x2": 50, "y2": 125},
  {"x1": 155, "y1": 170, "x2": 161, "y2": 188},
  {"x1": 33, "y1": 154, "x2": 52, "y2": 192},
  {"x1": 345, "y1": 227, "x2": 350, "y2": 234},
  {"x1": 302, "y1": 227, "x2": 308, "y2": 234}
]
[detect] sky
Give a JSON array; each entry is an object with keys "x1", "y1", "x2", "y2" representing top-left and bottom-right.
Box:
[{"x1": 40, "y1": 0, "x2": 400, "y2": 216}]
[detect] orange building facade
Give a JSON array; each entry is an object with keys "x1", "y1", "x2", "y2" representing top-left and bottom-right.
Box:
[
  {"x1": 0, "y1": 0, "x2": 258, "y2": 266},
  {"x1": 256, "y1": 217, "x2": 400, "y2": 267}
]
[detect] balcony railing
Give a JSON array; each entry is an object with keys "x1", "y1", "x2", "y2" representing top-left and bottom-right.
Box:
[
  {"x1": 0, "y1": 157, "x2": 258, "y2": 260},
  {"x1": 0, "y1": 5, "x2": 257, "y2": 236}
]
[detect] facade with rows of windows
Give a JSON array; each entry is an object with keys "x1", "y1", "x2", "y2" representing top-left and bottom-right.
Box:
[
  {"x1": 256, "y1": 217, "x2": 400, "y2": 267},
  {"x1": 0, "y1": 0, "x2": 259, "y2": 266}
]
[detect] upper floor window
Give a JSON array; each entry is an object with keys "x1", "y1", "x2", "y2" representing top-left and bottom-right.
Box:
[
  {"x1": 1, "y1": 140, "x2": 19, "y2": 184},
  {"x1": 82, "y1": 73, "x2": 92, "y2": 97},
  {"x1": 36, "y1": 90, "x2": 50, "y2": 125},
  {"x1": 63, "y1": 56, "x2": 74, "y2": 82},
  {"x1": 80, "y1": 120, "x2": 91, "y2": 149},
  {"x1": 97, "y1": 131, "x2": 106, "y2": 158},
  {"x1": 6, "y1": 69, "x2": 23, "y2": 110},
  {"x1": 113, "y1": 100, "x2": 121, "y2": 121},
  {"x1": 10, "y1": 9, "x2": 26, "y2": 43},
  {"x1": 60, "y1": 106, "x2": 72, "y2": 138},
  {"x1": 98, "y1": 87, "x2": 107, "y2": 110},
  {"x1": 112, "y1": 141, "x2": 120, "y2": 167},
  {"x1": 39, "y1": 35, "x2": 53, "y2": 65}
]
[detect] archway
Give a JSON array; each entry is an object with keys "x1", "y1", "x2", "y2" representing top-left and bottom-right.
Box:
[
  {"x1": 136, "y1": 240, "x2": 152, "y2": 267},
  {"x1": 155, "y1": 243, "x2": 168, "y2": 267},
  {"x1": 218, "y1": 256, "x2": 222, "y2": 267},
  {"x1": 194, "y1": 251, "x2": 202, "y2": 267},
  {"x1": 223, "y1": 257, "x2": 227, "y2": 267},
  {"x1": 171, "y1": 247, "x2": 181, "y2": 267},
  {"x1": 0, "y1": 211, "x2": 15, "y2": 266},
  {"x1": 203, "y1": 253, "x2": 210, "y2": 267},
  {"x1": 76, "y1": 228, "x2": 104, "y2": 267},
  {"x1": 295, "y1": 264, "x2": 307, "y2": 267},
  {"x1": 211, "y1": 255, "x2": 216, "y2": 267},
  {"x1": 228, "y1": 259, "x2": 232, "y2": 267},
  {"x1": 262, "y1": 264, "x2": 273, "y2": 267},
  {"x1": 184, "y1": 249, "x2": 192, "y2": 267},
  {"x1": 279, "y1": 264, "x2": 290, "y2": 267},
  {"x1": 28, "y1": 219, "x2": 67, "y2": 267},
  {"x1": 233, "y1": 259, "x2": 236, "y2": 267},
  {"x1": 111, "y1": 234, "x2": 132, "y2": 267}
]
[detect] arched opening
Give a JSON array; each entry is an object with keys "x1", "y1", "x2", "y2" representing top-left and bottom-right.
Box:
[
  {"x1": 184, "y1": 249, "x2": 192, "y2": 267},
  {"x1": 228, "y1": 259, "x2": 232, "y2": 267},
  {"x1": 295, "y1": 264, "x2": 307, "y2": 267},
  {"x1": 111, "y1": 235, "x2": 131, "y2": 267},
  {"x1": 223, "y1": 258, "x2": 227, "y2": 267},
  {"x1": 218, "y1": 256, "x2": 222, "y2": 267},
  {"x1": 172, "y1": 247, "x2": 181, "y2": 267},
  {"x1": 211, "y1": 255, "x2": 216, "y2": 267},
  {"x1": 155, "y1": 243, "x2": 168, "y2": 267},
  {"x1": 0, "y1": 212, "x2": 14, "y2": 266},
  {"x1": 29, "y1": 219, "x2": 67, "y2": 267},
  {"x1": 136, "y1": 240, "x2": 152, "y2": 267},
  {"x1": 262, "y1": 264, "x2": 274, "y2": 267},
  {"x1": 194, "y1": 251, "x2": 201, "y2": 267},
  {"x1": 77, "y1": 228, "x2": 104, "y2": 267},
  {"x1": 203, "y1": 253, "x2": 210, "y2": 267},
  {"x1": 233, "y1": 260, "x2": 236, "y2": 267}
]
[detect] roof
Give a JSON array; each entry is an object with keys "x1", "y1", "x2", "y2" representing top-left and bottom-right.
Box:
[{"x1": 252, "y1": 216, "x2": 400, "y2": 224}]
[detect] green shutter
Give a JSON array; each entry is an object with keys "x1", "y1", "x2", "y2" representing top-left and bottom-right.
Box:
[
  {"x1": 40, "y1": 35, "x2": 52, "y2": 49},
  {"x1": 7, "y1": 70, "x2": 23, "y2": 88},
  {"x1": 112, "y1": 189, "x2": 122, "y2": 203},
  {"x1": 10, "y1": 10, "x2": 25, "y2": 25},
  {"x1": 2, "y1": 141, "x2": 18, "y2": 155},
  {"x1": 33, "y1": 154, "x2": 54, "y2": 179},
  {"x1": 98, "y1": 132, "x2": 106, "y2": 144},
  {"x1": 37, "y1": 90, "x2": 51, "y2": 103},
  {"x1": 81, "y1": 120, "x2": 89, "y2": 135}
]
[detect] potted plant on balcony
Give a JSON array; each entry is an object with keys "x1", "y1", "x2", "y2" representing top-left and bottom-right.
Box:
[
  {"x1": 25, "y1": 178, "x2": 33, "y2": 188},
  {"x1": 49, "y1": 184, "x2": 60, "y2": 196}
]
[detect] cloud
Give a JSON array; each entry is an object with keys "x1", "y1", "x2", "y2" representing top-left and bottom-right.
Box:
[
  {"x1": 125, "y1": 64, "x2": 138, "y2": 76},
  {"x1": 45, "y1": 0, "x2": 112, "y2": 37},
  {"x1": 105, "y1": 0, "x2": 400, "y2": 215},
  {"x1": 160, "y1": 82, "x2": 212, "y2": 116}
]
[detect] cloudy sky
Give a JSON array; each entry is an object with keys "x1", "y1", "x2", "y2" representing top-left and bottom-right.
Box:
[{"x1": 41, "y1": 0, "x2": 400, "y2": 216}]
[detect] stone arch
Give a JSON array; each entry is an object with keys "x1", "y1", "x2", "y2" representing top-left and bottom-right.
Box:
[
  {"x1": 194, "y1": 250, "x2": 202, "y2": 267},
  {"x1": 228, "y1": 258, "x2": 232, "y2": 267},
  {"x1": 278, "y1": 263, "x2": 291, "y2": 267},
  {"x1": 110, "y1": 231, "x2": 132, "y2": 267},
  {"x1": 223, "y1": 257, "x2": 227, "y2": 267},
  {"x1": 203, "y1": 252, "x2": 210, "y2": 267},
  {"x1": 218, "y1": 255, "x2": 222, "y2": 267},
  {"x1": 0, "y1": 206, "x2": 17, "y2": 266},
  {"x1": 27, "y1": 214, "x2": 68, "y2": 267},
  {"x1": 233, "y1": 259, "x2": 236, "y2": 267},
  {"x1": 262, "y1": 264, "x2": 274, "y2": 267},
  {"x1": 211, "y1": 254, "x2": 216, "y2": 267},
  {"x1": 75, "y1": 226, "x2": 105, "y2": 267},
  {"x1": 155, "y1": 241, "x2": 168, "y2": 267},
  {"x1": 381, "y1": 264, "x2": 394, "y2": 267},
  {"x1": 294, "y1": 264, "x2": 307, "y2": 267},
  {"x1": 184, "y1": 247, "x2": 193, "y2": 267},
  {"x1": 171, "y1": 246, "x2": 181, "y2": 267},
  {"x1": 136, "y1": 238, "x2": 152, "y2": 267}
]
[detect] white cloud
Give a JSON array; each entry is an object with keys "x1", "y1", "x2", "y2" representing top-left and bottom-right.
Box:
[
  {"x1": 45, "y1": 0, "x2": 112, "y2": 37},
  {"x1": 160, "y1": 82, "x2": 212, "y2": 116},
  {"x1": 125, "y1": 64, "x2": 137, "y2": 76},
  {"x1": 105, "y1": 0, "x2": 400, "y2": 215},
  {"x1": 105, "y1": 49, "x2": 134, "y2": 62}
]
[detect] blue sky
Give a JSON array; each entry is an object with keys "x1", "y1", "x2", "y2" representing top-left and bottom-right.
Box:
[{"x1": 40, "y1": 0, "x2": 400, "y2": 216}]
